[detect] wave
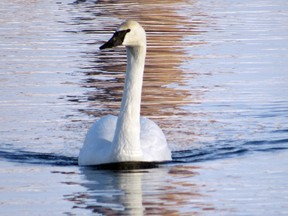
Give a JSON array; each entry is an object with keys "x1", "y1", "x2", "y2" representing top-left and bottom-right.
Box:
[
  {"x1": 0, "y1": 148, "x2": 78, "y2": 166},
  {"x1": 0, "y1": 137, "x2": 287, "y2": 167},
  {"x1": 173, "y1": 138, "x2": 288, "y2": 163}
]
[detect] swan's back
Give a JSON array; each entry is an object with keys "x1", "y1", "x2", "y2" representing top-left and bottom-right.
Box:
[{"x1": 78, "y1": 115, "x2": 171, "y2": 165}]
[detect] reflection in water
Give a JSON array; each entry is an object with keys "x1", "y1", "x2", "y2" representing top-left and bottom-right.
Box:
[
  {"x1": 1, "y1": 0, "x2": 288, "y2": 215},
  {"x1": 67, "y1": 0, "x2": 208, "y2": 150},
  {"x1": 65, "y1": 165, "x2": 213, "y2": 215}
]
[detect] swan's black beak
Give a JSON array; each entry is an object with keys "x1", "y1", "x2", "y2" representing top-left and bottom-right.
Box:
[{"x1": 99, "y1": 29, "x2": 131, "y2": 50}]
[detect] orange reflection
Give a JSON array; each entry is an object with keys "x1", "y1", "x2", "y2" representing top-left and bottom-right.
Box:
[{"x1": 70, "y1": 0, "x2": 208, "y2": 149}]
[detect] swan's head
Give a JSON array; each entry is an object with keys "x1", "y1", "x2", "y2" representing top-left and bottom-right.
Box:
[{"x1": 100, "y1": 20, "x2": 146, "y2": 50}]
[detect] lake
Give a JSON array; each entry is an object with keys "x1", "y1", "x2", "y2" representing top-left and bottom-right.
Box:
[{"x1": 0, "y1": 0, "x2": 288, "y2": 215}]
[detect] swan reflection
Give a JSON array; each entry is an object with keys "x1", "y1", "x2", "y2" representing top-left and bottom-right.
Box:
[
  {"x1": 64, "y1": 165, "x2": 210, "y2": 215},
  {"x1": 80, "y1": 167, "x2": 145, "y2": 215}
]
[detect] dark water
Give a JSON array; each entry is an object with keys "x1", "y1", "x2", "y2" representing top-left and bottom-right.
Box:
[{"x1": 0, "y1": 0, "x2": 288, "y2": 215}]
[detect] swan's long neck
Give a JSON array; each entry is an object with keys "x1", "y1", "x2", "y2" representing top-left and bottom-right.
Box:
[{"x1": 112, "y1": 45, "x2": 146, "y2": 161}]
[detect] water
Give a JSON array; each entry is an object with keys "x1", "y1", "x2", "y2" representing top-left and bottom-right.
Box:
[{"x1": 0, "y1": 0, "x2": 288, "y2": 215}]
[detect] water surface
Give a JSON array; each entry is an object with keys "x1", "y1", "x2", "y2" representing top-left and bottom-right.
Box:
[{"x1": 0, "y1": 0, "x2": 288, "y2": 215}]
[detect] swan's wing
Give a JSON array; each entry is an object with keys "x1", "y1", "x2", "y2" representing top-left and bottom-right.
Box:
[
  {"x1": 140, "y1": 117, "x2": 172, "y2": 161},
  {"x1": 84, "y1": 115, "x2": 117, "y2": 143},
  {"x1": 78, "y1": 115, "x2": 117, "y2": 165}
]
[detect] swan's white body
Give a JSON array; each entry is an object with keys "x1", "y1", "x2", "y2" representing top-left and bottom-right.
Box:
[{"x1": 78, "y1": 21, "x2": 171, "y2": 166}]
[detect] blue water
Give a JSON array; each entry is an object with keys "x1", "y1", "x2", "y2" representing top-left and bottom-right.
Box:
[{"x1": 0, "y1": 0, "x2": 288, "y2": 215}]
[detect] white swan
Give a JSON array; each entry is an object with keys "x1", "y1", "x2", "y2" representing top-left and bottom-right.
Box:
[{"x1": 78, "y1": 20, "x2": 172, "y2": 166}]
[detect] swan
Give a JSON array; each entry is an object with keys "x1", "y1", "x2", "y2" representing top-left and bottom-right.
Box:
[{"x1": 78, "y1": 20, "x2": 172, "y2": 166}]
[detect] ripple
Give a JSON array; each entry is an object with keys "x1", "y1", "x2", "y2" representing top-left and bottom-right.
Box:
[{"x1": 0, "y1": 148, "x2": 78, "y2": 166}]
